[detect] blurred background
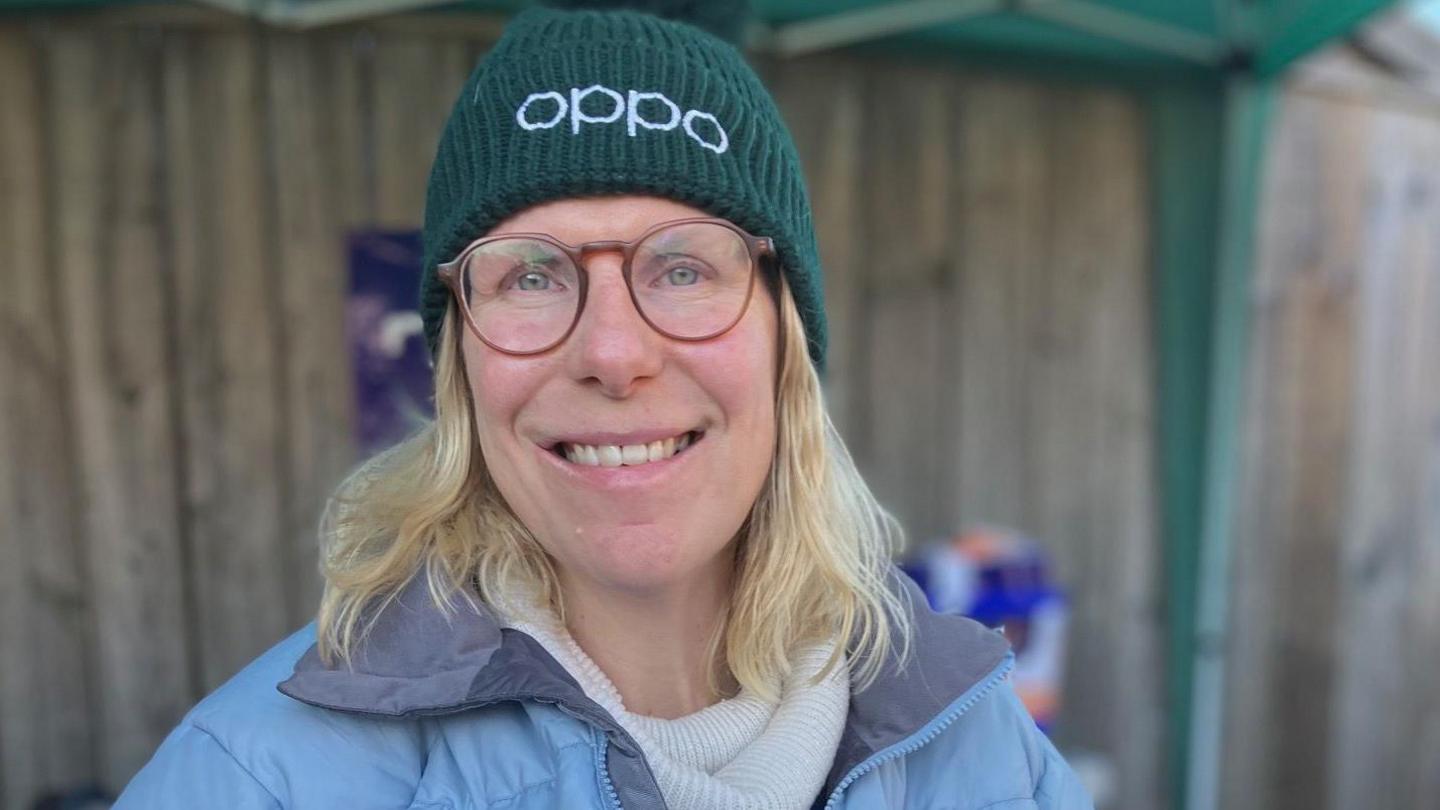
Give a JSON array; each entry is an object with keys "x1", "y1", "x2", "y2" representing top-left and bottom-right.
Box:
[{"x1": 2, "y1": 0, "x2": 1438, "y2": 808}]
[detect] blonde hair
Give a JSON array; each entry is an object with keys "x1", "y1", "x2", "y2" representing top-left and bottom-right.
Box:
[{"x1": 316, "y1": 276, "x2": 913, "y2": 701}]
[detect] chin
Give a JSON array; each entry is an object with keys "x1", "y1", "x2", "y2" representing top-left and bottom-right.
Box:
[{"x1": 572, "y1": 524, "x2": 734, "y2": 595}]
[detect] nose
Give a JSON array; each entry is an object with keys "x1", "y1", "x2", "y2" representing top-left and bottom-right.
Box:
[{"x1": 565, "y1": 253, "x2": 664, "y2": 398}]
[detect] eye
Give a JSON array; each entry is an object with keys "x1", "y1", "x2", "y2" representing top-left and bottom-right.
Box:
[
  {"x1": 514, "y1": 269, "x2": 555, "y2": 291},
  {"x1": 663, "y1": 265, "x2": 701, "y2": 286}
]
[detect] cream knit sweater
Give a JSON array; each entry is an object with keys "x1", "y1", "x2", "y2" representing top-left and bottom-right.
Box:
[{"x1": 499, "y1": 596, "x2": 849, "y2": 810}]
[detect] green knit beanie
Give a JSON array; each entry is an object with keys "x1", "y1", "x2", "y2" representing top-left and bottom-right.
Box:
[{"x1": 419, "y1": 0, "x2": 827, "y2": 368}]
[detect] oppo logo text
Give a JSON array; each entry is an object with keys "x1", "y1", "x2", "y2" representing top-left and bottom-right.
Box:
[{"x1": 514, "y1": 84, "x2": 729, "y2": 155}]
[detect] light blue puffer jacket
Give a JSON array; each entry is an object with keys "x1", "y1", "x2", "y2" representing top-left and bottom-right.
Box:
[{"x1": 116, "y1": 569, "x2": 1092, "y2": 809}]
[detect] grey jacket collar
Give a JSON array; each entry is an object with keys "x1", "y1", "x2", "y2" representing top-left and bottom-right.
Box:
[{"x1": 279, "y1": 567, "x2": 1010, "y2": 807}]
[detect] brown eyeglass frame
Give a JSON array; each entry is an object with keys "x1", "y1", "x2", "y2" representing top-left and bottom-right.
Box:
[{"x1": 437, "y1": 216, "x2": 776, "y2": 356}]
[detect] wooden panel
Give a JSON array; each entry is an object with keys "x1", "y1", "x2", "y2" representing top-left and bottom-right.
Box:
[
  {"x1": 1326, "y1": 101, "x2": 1440, "y2": 810},
  {"x1": 949, "y1": 77, "x2": 1049, "y2": 531},
  {"x1": 1224, "y1": 80, "x2": 1440, "y2": 810},
  {"x1": 1028, "y1": 86, "x2": 1162, "y2": 810},
  {"x1": 1220, "y1": 89, "x2": 1358, "y2": 810},
  {"x1": 325, "y1": 30, "x2": 376, "y2": 226},
  {"x1": 45, "y1": 27, "x2": 192, "y2": 787},
  {"x1": 0, "y1": 24, "x2": 97, "y2": 808},
  {"x1": 162, "y1": 29, "x2": 290, "y2": 690},
  {"x1": 766, "y1": 54, "x2": 865, "y2": 433},
  {"x1": 1075, "y1": 91, "x2": 1162, "y2": 810},
  {"x1": 372, "y1": 34, "x2": 472, "y2": 228},
  {"x1": 855, "y1": 63, "x2": 955, "y2": 543},
  {"x1": 261, "y1": 31, "x2": 362, "y2": 627}
]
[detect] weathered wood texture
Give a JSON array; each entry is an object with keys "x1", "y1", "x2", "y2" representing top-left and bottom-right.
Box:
[
  {"x1": 1220, "y1": 54, "x2": 1440, "y2": 810},
  {"x1": 0, "y1": 18, "x2": 393, "y2": 806},
  {"x1": 1, "y1": 11, "x2": 1162, "y2": 807},
  {"x1": 0, "y1": 24, "x2": 97, "y2": 808},
  {"x1": 47, "y1": 27, "x2": 193, "y2": 788}
]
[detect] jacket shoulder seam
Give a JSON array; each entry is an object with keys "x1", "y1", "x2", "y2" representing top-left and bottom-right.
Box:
[{"x1": 188, "y1": 721, "x2": 284, "y2": 807}]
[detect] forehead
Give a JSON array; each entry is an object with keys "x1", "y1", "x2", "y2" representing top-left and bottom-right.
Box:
[{"x1": 488, "y1": 195, "x2": 716, "y2": 243}]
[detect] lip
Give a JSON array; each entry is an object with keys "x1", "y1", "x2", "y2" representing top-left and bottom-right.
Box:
[{"x1": 534, "y1": 431, "x2": 704, "y2": 491}]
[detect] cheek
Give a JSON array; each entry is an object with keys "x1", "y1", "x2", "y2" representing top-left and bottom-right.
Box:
[
  {"x1": 694, "y1": 319, "x2": 779, "y2": 471},
  {"x1": 463, "y1": 344, "x2": 543, "y2": 458},
  {"x1": 721, "y1": 353, "x2": 775, "y2": 439}
]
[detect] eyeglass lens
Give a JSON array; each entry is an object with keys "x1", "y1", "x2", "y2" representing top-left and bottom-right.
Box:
[{"x1": 460, "y1": 221, "x2": 753, "y2": 354}]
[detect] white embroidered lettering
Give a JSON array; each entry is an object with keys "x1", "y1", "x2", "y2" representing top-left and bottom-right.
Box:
[
  {"x1": 516, "y1": 91, "x2": 567, "y2": 130},
  {"x1": 627, "y1": 90, "x2": 682, "y2": 136},
  {"x1": 570, "y1": 84, "x2": 625, "y2": 134},
  {"x1": 681, "y1": 110, "x2": 728, "y2": 154},
  {"x1": 514, "y1": 86, "x2": 728, "y2": 155}
]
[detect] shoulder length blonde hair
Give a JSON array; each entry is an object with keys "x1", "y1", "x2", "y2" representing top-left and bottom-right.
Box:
[{"x1": 316, "y1": 274, "x2": 913, "y2": 701}]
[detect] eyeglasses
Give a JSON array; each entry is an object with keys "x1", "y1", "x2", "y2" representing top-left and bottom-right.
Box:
[{"x1": 437, "y1": 217, "x2": 775, "y2": 356}]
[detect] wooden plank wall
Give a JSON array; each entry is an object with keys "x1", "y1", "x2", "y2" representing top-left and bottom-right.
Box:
[
  {"x1": 0, "y1": 10, "x2": 1162, "y2": 807},
  {"x1": 0, "y1": 25, "x2": 96, "y2": 807},
  {"x1": 1220, "y1": 47, "x2": 1440, "y2": 810},
  {"x1": 0, "y1": 14, "x2": 435, "y2": 802}
]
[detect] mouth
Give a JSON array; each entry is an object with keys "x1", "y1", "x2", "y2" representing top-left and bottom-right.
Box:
[{"x1": 547, "y1": 430, "x2": 705, "y2": 468}]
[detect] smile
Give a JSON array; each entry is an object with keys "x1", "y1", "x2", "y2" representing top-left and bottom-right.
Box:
[{"x1": 553, "y1": 430, "x2": 703, "y2": 467}]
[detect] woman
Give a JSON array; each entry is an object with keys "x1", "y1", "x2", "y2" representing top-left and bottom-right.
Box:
[{"x1": 117, "y1": 1, "x2": 1092, "y2": 808}]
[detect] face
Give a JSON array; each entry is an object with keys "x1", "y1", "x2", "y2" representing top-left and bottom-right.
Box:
[{"x1": 461, "y1": 196, "x2": 779, "y2": 597}]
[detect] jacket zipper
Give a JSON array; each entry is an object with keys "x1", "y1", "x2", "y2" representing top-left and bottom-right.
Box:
[
  {"x1": 592, "y1": 727, "x2": 624, "y2": 810},
  {"x1": 820, "y1": 654, "x2": 1016, "y2": 810}
]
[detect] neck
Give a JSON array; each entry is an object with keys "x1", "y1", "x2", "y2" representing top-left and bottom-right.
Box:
[{"x1": 557, "y1": 552, "x2": 739, "y2": 719}]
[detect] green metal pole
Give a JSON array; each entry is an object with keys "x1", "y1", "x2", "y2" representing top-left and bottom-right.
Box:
[
  {"x1": 1148, "y1": 80, "x2": 1222, "y2": 810},
  {"x1": 1184, "y1": 71, "x2": 1277, "y2": 810}
]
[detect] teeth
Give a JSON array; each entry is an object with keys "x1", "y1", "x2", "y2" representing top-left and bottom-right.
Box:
[{"x1": 560, "y1": 432, "x2": 697, "y2": 467}]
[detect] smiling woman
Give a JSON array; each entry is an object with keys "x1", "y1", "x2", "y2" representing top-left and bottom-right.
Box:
[
  {"x1": 113, "y1": 1, "x2": 1092, "y2": 808},
  {"x1": 459, "y1": 199, "x2": 786, "y2": 642}
]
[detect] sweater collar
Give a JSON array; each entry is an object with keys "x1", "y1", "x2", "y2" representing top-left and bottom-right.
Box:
[{"x1": 278, "y1": 566, "x2": 1011, "y2": 802}]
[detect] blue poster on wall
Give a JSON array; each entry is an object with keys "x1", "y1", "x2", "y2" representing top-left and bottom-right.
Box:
[{"x1": 347, "y1": 230, "x2": 434, "y2": 459}]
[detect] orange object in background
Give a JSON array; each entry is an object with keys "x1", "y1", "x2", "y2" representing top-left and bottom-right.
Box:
[{"x1": 901, "y1": 526, "x2": 1070, "y2": 732}]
